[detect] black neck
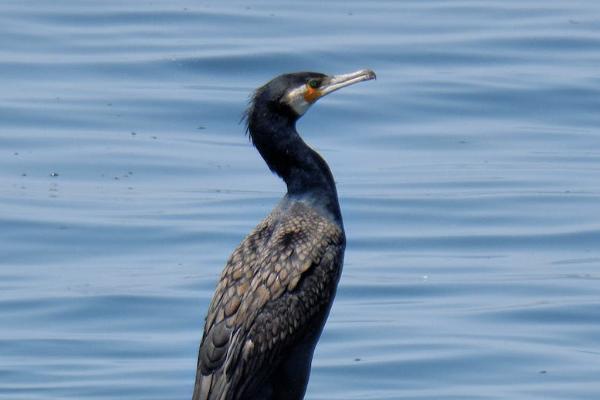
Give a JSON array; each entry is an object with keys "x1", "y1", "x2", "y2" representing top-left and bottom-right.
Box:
[{"x1": 247, "y1": 106, "x2": 342, "y2": 224}]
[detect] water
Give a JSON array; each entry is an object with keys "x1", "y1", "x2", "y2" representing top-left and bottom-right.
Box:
[{"x1": 1, "y1": 0, "x2": 600, "y2": 398}]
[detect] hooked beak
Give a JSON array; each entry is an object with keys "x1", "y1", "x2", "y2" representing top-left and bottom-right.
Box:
[{"x1": 319, "y1": 69, "x2": 377, "y2": 98}]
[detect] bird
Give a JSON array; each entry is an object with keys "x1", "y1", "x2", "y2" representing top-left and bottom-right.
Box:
[{"x1": 192, "y1": 69, "x2": 376, "y2": 400}]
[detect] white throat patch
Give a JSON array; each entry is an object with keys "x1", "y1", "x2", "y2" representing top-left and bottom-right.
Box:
[{"x1": 283, "y1": 85, "x2": 312, "y2": 116}]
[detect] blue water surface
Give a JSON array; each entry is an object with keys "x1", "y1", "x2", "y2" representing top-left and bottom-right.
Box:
[{"x1": 1, "y1": 1, "x2": 600, "y2": 399}]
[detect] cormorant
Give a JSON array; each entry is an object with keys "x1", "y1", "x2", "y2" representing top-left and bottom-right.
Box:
[{"x1": 193, "y1": 69, "x2": 376, "y2": 400}]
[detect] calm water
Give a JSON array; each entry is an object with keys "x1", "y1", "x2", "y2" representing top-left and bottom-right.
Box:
[{"x1": 2, "y1": 1, "x2": 600, "y2": 399}]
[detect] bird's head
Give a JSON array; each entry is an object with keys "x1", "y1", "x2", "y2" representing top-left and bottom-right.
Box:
[{"x1": 246, "y1": 69, "x2": 376, "y2": 126}]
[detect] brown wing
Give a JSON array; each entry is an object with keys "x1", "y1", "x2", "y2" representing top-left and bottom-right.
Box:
[{"x1": 192, "y1": 202, "x2": 344, "y2": 400}]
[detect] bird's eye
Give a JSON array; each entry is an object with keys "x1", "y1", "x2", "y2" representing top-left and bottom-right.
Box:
[{"x1": 307, "y1": 79, "x2": 320, "y2": 89}]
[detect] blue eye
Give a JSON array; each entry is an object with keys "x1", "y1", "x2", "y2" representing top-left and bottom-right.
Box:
[{"x1": 308, "y1": 79, "x2": 320, "y2": 89}]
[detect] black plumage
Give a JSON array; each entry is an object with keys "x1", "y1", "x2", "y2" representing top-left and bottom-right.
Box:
[{"x1": 193, "y1": 69, "x2": 375, "y2": 400}]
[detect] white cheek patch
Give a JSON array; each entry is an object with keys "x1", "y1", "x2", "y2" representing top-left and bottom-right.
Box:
[{"x1": 283, "y1": 85, "x2": 312, "y2": 116}]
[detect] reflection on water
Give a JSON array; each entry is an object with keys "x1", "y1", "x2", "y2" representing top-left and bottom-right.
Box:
[{"x1": 1, "y1": 1, "x2": 600, "y2": 399}]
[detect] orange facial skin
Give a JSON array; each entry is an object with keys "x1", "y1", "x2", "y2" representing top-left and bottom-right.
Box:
[{"x1": 303, "y1": 85, "x2": 322, "y2": 103}]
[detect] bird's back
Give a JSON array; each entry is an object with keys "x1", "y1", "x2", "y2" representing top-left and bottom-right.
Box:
[{"x1": 193, "y1": 200, "x2": 345, "y2": 400}]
